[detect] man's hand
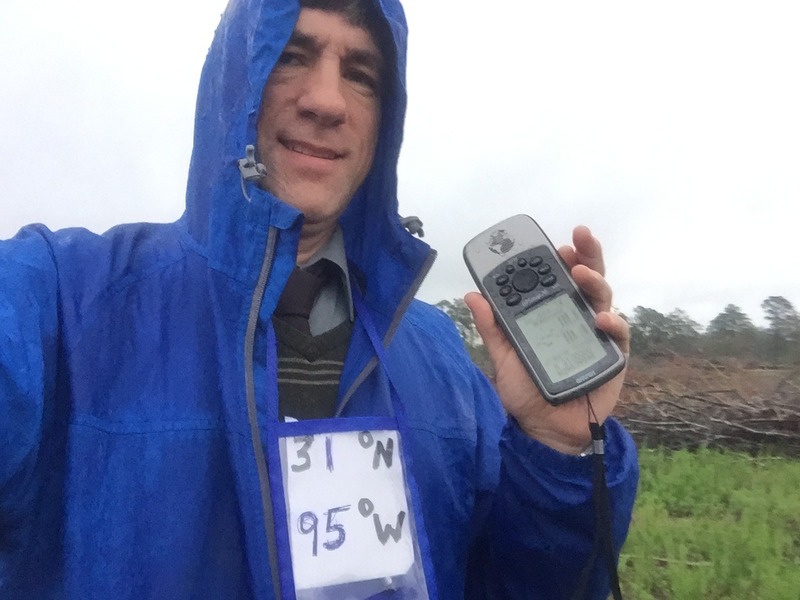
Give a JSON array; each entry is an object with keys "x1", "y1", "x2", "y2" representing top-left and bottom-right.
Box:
[{"x1": 464, "y1": 225, "x2": 630, "y2": 455}]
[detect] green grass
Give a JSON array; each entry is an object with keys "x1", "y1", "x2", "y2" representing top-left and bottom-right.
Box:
[{"x1": 619, "y1": 448, "x2": 800, "y2": 599}]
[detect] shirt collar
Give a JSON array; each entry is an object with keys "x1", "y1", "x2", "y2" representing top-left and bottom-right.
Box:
[{"x1": 298, "y1": 227, "x2": 354, "y2": 323}]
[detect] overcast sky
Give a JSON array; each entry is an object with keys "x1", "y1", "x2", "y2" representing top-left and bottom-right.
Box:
[{"x1": 2, "y1": 0, "x2": 798, "y2": 328}]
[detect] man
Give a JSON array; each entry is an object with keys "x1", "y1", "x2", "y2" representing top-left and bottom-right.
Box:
[{"x1": 0, "y1": 0, "x2": 638, "y2": 598}]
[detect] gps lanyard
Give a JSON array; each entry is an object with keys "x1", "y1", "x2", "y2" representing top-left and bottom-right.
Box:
[
  {"x1": 570, "y1": 400, "x2": 624, "y2": 600},
  {"x1": 349, "y1": 283, "x2": 440, "y2": 600}
]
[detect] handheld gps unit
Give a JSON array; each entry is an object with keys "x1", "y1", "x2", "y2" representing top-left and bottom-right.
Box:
[{"x1": 463, "y1": 214, "x2": 626, "y2": 405}]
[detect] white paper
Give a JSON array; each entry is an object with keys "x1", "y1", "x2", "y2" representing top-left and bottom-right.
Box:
[{"x1": 282, "y1": 430, "x2": 415, "y2": 591}]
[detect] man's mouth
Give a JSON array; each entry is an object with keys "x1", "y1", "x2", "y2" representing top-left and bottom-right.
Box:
[{"x1": 280, "y1": 138, "x2": 343, "y2": 160}]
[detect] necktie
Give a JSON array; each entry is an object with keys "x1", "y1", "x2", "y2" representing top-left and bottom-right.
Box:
[{"x1": 274, "y1": 261, "x2": 331, "y2": 334}]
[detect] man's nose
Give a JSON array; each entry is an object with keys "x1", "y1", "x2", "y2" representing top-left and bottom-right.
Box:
[{"x1": 297, "y1": 58, "x2": 347, "y2": 127}]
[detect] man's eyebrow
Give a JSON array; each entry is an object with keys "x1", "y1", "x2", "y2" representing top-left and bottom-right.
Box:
[
  {"x1": 286, "y1": 28, "x2": 383, "y2": 73},
  {"x1": 285, "y1": 30, "x2": 319, "y2": 52}
]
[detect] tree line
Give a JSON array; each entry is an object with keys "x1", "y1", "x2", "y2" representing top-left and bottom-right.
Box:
[
  {"x1": 624, "y1": 295, "x2": 800, "y2": 362},
  {"x1": 436, "y1": 295, "x2": 800, "y2": 365}
]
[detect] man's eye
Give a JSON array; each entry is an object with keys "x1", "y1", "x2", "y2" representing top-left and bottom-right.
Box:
[
  {"x1": 277, "y1": 51, "x2": 304, "y2": 67},
  {"x1": 346, "y1": 69, "x2": 380, "y2": 95}
]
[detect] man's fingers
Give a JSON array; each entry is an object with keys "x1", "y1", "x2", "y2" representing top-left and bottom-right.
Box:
[
  {"x1": 464, "y1": 292, "x2": 513, "y2": 362},
  {"x1": 596, "y1": 311, "x2": 631, "y2": 354},
  {"x1": 558, "y1": 244, "x2": 578, "y2": 270},
  {"x1": 559, "y1": 225, "x2": 605, "y2": 276},
  {"x1": 571, "y1": 264, "x2": 613, "y2": 313},
  {"x1": 464, "y1": 291, "x2": 500, "y2": 343}
]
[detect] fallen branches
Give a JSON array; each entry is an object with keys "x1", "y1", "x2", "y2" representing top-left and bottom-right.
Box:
[{"x1": 615, "y1": 357, "x2": 800, "y2": 455}]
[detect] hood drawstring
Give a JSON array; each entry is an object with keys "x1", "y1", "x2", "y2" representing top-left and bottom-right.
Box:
[
  {"x1": 238, "y1": 145, "x2": 267, "y2": 203},
  {"x1": 401, "y1": 216, "x2": 424, "y2": 238}
]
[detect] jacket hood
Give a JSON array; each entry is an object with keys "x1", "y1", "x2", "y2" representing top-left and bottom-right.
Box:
[{"x1": 184, "y1": 0, "x2": 432, "y2": 306}]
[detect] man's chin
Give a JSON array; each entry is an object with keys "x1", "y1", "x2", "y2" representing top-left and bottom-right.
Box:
[
  {"x1": 277, "y1": 189, "x2": 350, "y2": 230},
  {"x1": 292, "y1": 203, "x2": 347, "y2": 232}
]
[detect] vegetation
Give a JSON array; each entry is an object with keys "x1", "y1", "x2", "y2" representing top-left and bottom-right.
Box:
[
  {"x1": 434, "y1": 298, "x2": 493, "y2": 376},
  {"x1": 620, "y1": 448, "x2": 800, "y2": 599},
  {"x1": 436, "y1": 295, "x2": 800, "y2": 365},
  {"x1": 435, "y1": 294, "x2": 800, "y2": 598},
  {"x1": 624, "y1": 296, "x2": 800, "y2": 364}
]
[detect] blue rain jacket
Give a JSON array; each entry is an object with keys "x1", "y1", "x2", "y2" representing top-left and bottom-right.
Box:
[{"x1": 0, "y1": 0, "x2": 638, "y2": 598}]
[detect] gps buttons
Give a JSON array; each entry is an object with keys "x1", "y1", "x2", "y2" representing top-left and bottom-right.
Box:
[{"x1": 512, "y1": 269, "x2": 539, "y2": 293}]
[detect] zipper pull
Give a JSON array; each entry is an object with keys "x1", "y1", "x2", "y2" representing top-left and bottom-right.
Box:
[
  {"x1": 238, "y1": 145, "x2": 267, "y2": 181},
  {"x1": 400, "y1": 216, "x2": 424, "y2": 238}
]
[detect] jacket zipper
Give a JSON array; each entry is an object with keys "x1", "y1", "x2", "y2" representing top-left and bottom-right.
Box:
[{"x1": 243, "y1": 225, "x2": 282, "y2": 599}]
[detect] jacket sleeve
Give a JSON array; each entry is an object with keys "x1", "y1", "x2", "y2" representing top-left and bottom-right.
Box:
[
  {"x1": 0, "y1": 226, "x2": 60, "y2": 512},
  {"x1": 465, "y1": 370, "x2": 639, "y2": 600}
]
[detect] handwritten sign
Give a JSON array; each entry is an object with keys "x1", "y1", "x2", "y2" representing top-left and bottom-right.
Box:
[{"x1": 281, "y1": 430, "x2": 415, "y2": 591}]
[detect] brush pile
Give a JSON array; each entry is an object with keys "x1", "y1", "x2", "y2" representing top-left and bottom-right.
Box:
[{"x1": 616, "y1": 356, "x2": 800, "y2": 455}]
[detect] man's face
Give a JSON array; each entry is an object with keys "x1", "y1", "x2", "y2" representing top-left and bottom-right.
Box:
[{"x1": 256, "y1": 8, "x2": 383, "y2": 229}]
